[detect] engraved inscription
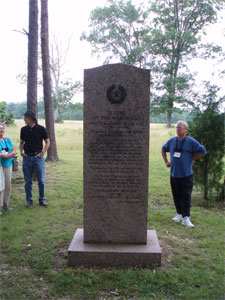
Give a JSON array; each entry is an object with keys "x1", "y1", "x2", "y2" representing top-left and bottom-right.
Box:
[{"x1": 86, "y1": 111, "x2": 147, "y2": 204}]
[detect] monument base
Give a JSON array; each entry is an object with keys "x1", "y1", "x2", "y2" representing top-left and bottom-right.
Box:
[{"x1": 68, "y1": 229, "x2": 161, "y2": 268}]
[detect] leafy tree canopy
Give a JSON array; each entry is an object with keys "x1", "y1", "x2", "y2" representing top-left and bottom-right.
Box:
[
  {"x1": 82, "y1": 0, "x2": 225, "y2": 127},
  {"x1": 81, "y1": 0, "x2": 150, "y2": 66}
]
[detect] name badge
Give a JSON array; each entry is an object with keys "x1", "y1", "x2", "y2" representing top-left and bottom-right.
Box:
[{"x1": 174, "y1": 152, "x2": 181, "y2": 158}]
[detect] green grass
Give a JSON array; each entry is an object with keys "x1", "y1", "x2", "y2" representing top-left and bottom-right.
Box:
[{"x1": 0, "y1": 120, "x2": 224, "y2": 300}]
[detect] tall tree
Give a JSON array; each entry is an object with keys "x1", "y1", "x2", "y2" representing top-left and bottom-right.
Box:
[
  {"x1": 50, "y1": 35, "x2": 82, "y2": 121},
  {"x1": 27, "y1": 0, "x2": 38, "y2": 115},
  {"x1": 52, "y1": 79, "x2": 82, "y2": 121},
  {"x1": 82, "y1": 0, "x2": 224, "y2": 127},
  {"x1": 81, "y1": 0, "x2": 149, "y2": 66},
  {"x1": 148, "y1": 0, "x2": 224, "y2": 127},
  {"x1": 41, "y1": 0, "x2": 59, "y2": 162}
]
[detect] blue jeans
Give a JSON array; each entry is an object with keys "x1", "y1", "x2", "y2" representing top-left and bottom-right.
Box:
[{"x1": 22, "y1": 156, "x2": 45, "y2": 203}]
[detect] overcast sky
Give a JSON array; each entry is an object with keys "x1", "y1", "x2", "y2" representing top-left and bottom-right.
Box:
[{"x1": 0, "y1": 0, "x2": 224, "y2": 104}]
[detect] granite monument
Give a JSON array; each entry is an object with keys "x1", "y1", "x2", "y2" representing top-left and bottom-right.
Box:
[{"x1": 68, "y1": 64, "x2": 161, "y2": 267}]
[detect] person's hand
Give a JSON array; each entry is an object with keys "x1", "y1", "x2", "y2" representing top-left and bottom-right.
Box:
[
  {"x1": 20, "y1": 152, "x2": 28, "y2": 158},
  {"x1": 5, "y1": 153, "x2": 13, "y2": 159},
  {"x1": 35, "y1": 151, "x2": 44, "y2": 158},
  {"x1": 165, "y1": 162, "x2": 171, "y2": 168}
]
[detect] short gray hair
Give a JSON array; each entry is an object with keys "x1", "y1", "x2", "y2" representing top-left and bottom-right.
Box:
[{"x1": 176, "y1": 120, "x2": 188, "y2": 129}]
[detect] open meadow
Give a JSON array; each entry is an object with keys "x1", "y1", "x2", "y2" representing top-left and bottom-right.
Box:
[{"x1": 0, "y1": 120, "x2": 224, "y2": 300}]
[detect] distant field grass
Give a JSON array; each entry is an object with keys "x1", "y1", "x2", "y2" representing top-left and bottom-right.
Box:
[{"x1": 0, "y1": 120, "x2": 224, "y2": 300}]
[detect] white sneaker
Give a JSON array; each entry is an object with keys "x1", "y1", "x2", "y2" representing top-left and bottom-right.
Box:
[
  {"x1": 172, "y1": 214, "x2": 183, "y2": 222},
  {"x1": 182, "y1": 217, "x2": 194, "y2": 228}
]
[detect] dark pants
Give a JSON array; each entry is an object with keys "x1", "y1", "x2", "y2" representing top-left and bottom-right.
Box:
[{"x1": 170, "y1": 175, "x2": 193, "y2": 218}]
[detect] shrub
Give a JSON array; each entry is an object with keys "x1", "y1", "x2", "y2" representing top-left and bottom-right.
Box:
[
  {"x1": 0, "y1": 102, "x2": 14, "y2": 125},
  {"x1": 189, "y1": 83, "x2": 225, "y2": 201}
]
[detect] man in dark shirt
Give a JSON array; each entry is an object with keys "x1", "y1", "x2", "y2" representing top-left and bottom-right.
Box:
[{"x1": 19, "y1": 111, "x2": 50, "y2": 208}]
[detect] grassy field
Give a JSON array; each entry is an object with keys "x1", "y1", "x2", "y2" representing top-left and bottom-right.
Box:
[{"x1": 0, "y1": 120, "x2": 224, "y2": 300}]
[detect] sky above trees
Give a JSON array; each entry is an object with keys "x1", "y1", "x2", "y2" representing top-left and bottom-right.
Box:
[{"x1": 0, "y1": 0, "x2": 224, "y2": 103}]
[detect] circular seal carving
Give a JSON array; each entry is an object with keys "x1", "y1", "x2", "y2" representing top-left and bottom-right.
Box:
[{"x1": 107, "y1": 84, "x2": 127, "y2": 104}]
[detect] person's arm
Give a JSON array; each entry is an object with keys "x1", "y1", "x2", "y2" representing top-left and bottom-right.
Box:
[
  {"x1": 19, "y1": 140, "x2": 27, "y2": 157},
  {"x1": 191, "y1": 138, "x2": 207, "y2": 164},
  {"x1": 8, "y1": 138, "x2": 16, "y2": 155},
  {"x1": 192, "y1": 153, "x2": 206, "y2": 164},
  {"x1": 11, "y1": 146, "x2": 16, "y2": 155},
  {"x1": 42, "y1": 138, "x2": 50, "y2": 154},
  {"x1": 0, "y1": 152, "x2": 13, "y2": 159},
  {"x1": 6, "y1": 138, "x2": 16, "y2": 155},
  {"x1": 36, "y1": 138, "x2": 50, "y2": 157},
  {"x1": 162, "y1": 150, "x2": 171, "y2": 168}
]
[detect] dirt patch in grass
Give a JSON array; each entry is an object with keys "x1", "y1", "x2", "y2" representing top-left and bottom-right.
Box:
[
  {"x1": 158, "y1": 238, "x2": 174, "y2": 270},
  {"x1": 51, "y1": 244, "x2": 69, "y2": 272}
]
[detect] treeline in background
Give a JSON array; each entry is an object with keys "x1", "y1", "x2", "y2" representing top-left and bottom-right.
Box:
[{"x1": 2, "y1": 101, "x2": 193, "y2": 124}]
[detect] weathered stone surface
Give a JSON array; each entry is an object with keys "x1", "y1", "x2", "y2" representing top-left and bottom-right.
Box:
[
  {"x1": 68, "y1": 229, "x2": 161, "y2": 268},
  {"x1": 68, "y1": 64, "x2": 161, "y2": 267},
  {"x1": 83, "y1": 64, "x2": 150, "y2": 244}
]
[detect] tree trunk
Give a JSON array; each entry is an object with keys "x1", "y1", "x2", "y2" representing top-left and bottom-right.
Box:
[
  {"x1": 167, "y1": 111, "x2": 172, "y2": 128},
  {"x1": 53, "y1": 78, "x2": 60, "y2": 121},
  {"x1": 203, "y1": 159, "x2": 208, "y2": 200},
  {"x1": 203, "y1": 176, "x2": 208, "y2": 200},
  {"x1": 54, "y1": 105, "x2": 60, "y2": 121},
  {"x1": 41, "y1": 0, "x2": 59, "y2": 162},
  {"x1": 219, "y1": 177, "x2": 225, "y2": 201},
  {"x1": 27, "y1": 0, "x2": 38, "y2": 116}
]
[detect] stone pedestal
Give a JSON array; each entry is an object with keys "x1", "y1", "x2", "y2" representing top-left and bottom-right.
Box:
[
  {"x1": 68, "y1": 64, "x2": 161, "y2": 267},
  {"x1": 68, "y1": 229, "x2": 161, "y2": 268}
]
